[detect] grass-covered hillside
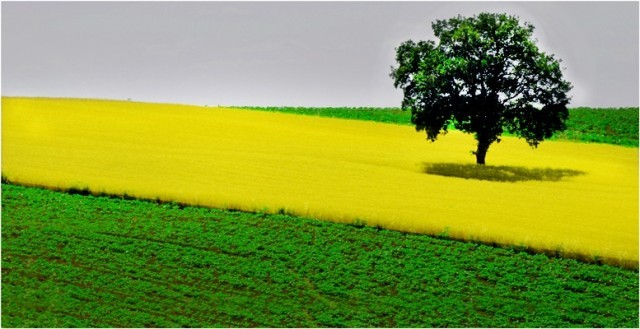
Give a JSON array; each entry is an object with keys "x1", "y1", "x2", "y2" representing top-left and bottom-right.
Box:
[
  {"x1": 2, "y1": 184, "x2": 638, "y2": 328},
  {"x1": 236, "y1": 106, "x2": 639, "y2": 147}
]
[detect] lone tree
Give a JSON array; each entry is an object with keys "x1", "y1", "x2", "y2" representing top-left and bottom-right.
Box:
[{"x1": 391, "y1": 13, "x2": 572, "y2": 165}]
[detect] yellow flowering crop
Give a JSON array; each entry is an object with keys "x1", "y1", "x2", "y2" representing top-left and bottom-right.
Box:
[{"x1": 2, "y1": 97, "x2": 637, "y2": 267}]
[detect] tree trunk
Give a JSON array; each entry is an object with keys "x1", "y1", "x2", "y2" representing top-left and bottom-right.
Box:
[{"x1": 475, "y1": 138, "x2": 491, "y2": 165}]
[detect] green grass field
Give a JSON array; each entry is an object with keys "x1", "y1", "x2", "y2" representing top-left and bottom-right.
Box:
[
  {"x1": 554, "y1": 107, "x2": 639, "y2": 146},
  {"x1": 235, "y1": 106, "x2": 639, "y2": 147},
  {"x1": 2, "y1": 184, "x2": 638, "y2": 328}
]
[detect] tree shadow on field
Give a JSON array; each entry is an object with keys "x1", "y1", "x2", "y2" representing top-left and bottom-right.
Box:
[{"x1": 422, "y1": 162, "x2": 585, "y2": 182}]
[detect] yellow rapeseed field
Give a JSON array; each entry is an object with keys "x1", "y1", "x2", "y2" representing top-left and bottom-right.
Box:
[{"x1": 2, "y1": 97, "x2": 638, "y2": 267}]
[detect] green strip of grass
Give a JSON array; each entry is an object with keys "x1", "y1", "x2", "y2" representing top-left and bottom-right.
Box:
[
  {"x1": 553, "y1": 107, "x2": 639, "y2": 146},
  {"x1": 232, "y1": 106, "x2": 413, "y2": 125},
  {"x1": 2, "y1": 183, "x2": 638, "y2": 328},
  {"x1": 233, "y1": 106, "x2": 639, "y2": 147}
]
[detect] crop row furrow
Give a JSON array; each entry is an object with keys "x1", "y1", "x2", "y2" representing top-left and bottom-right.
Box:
[
  {"x1": 96, "y1": 230, "x2": 259, "y2": 258},
  {"x1": 5, "y1": 250, "x2": 300, "y2": 308},
  {"x1": 6, "y1": 230, "x2": 270, "y2": 281},
  {"x1": 4, "y1": 266, "x2": 280, "y2": 327},
  {"x1": 5, "y1": 247, "x2": 329, "y2": 320},
  {"x1": 6, "y1": 243, "x2": 440, "y2": 322}
]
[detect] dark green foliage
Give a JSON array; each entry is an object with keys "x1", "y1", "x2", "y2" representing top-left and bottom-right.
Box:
[
  {"x1": 66, "y1": 186, "x2": 92, "y2": 196},
  {"x1": 3, "y1": 184, "x2": 638, "y2": 327},
  {"x1": 391, "y1": 13, "x2": 572, "y2": 164}
]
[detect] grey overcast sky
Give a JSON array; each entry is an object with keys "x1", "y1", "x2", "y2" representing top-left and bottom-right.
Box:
[{"x1": 2, "y1": 1, "x2": 638, "y2": 107}]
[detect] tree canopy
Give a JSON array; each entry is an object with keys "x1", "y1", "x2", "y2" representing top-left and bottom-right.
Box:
[{"x1": 391, "y1": 13, "x2": 572, "y2": 164}]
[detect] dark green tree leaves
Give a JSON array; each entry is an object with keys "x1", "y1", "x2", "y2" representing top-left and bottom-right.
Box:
[{"x1": 391, "y1": 13, "x2": 572, "y2": 164}]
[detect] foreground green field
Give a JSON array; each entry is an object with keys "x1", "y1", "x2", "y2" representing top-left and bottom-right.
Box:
[
  {"x1": 237, "y1": 106, "x2": 639, "y2": 146},
  {"x1": 2, "y1": 184, "x2": 638, "y2": 328}
]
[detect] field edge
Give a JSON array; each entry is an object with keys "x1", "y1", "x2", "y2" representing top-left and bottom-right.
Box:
[{"x1": 3, "y1": 179, "x2": 636, "y2": 270}]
